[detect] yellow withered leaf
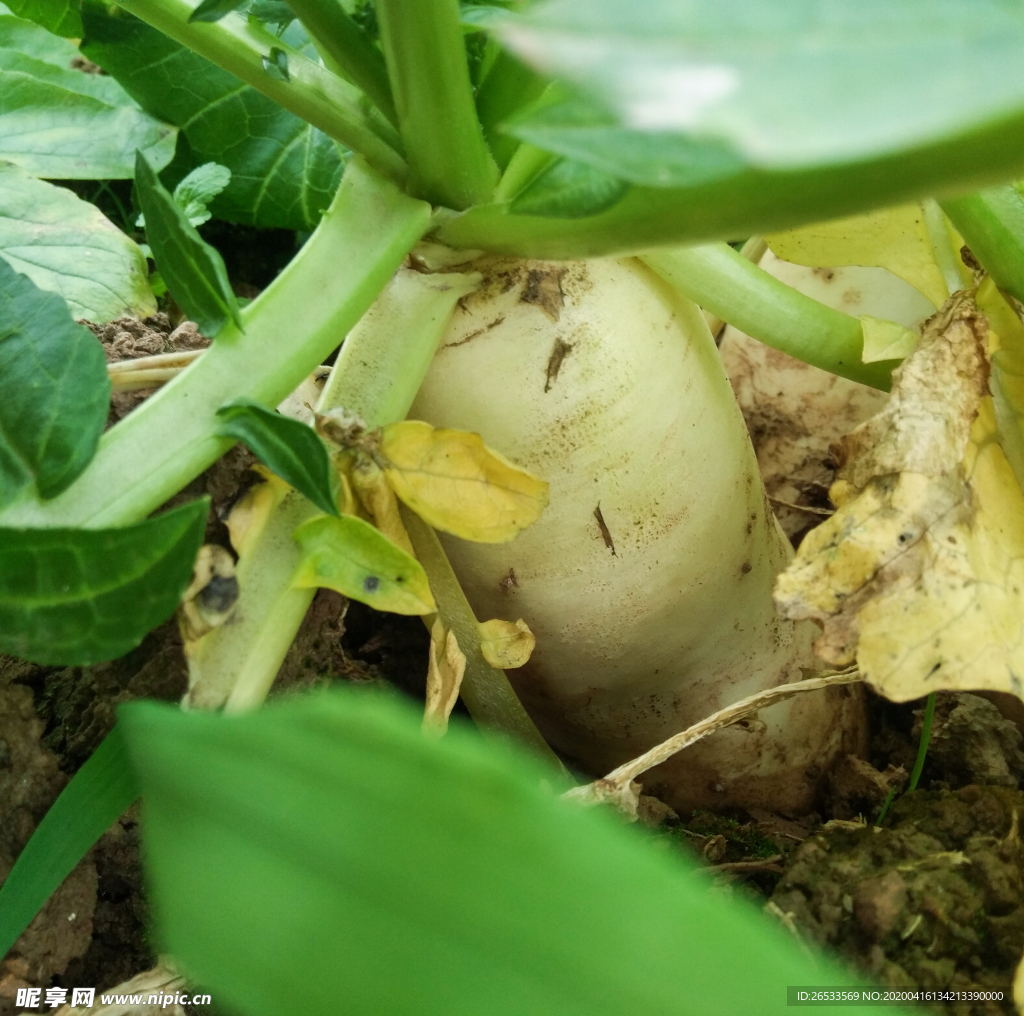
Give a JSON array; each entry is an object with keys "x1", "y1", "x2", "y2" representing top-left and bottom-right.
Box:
[
  {"x1": 422, "y1": 618, "x2": 466, "y2": 736},
  {"x1": 377, "y1": 420, "x2": 549, "y2": 543},
  {"x1": 348, "y1": 456, "x2": 415, "y2": 557},
  {"x1": 477, "y1": 618, "x2": 535, "y2": 669},
  {"x1": 766, "y1": 202, "x2": 965, "y2": 309},
  {"x1": 775, "y1": 290, "x2": 1024, "y2": 703}
]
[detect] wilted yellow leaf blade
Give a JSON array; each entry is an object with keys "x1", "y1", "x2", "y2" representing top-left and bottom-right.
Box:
[
  {"x1": 478, "y1": 618, "x2": 535, "y2": 669},
  {"x1": 423, "y1": 619, "x2": 466, "y2": 736},
  {"x1": 766, "y1": 203, "x2": 952, "y2": 308},
  {"x1": 379, "y1": 420, "x2": 549, "y2": 543},
  {"x1": 859, "y1": 315, "x2": 919, "y2": 364}
]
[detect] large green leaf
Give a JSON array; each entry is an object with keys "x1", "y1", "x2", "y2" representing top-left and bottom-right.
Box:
[
  {"x1": 135, "y1": 151, "x2": 241, "y2": 338},
  {"x1": 0, "y1": 499, "x2": 208, "y2": 665},
  {"x1": 0, "y1": 0, "x2": 81, "y2": 36},
  {"x1": 500, "y1": 0, "x2": 1024, "y2": 178},
  {"x1": 216, "y1": 399, "x2": 338, "y2": 517},
  {"x1": 0, "y1": 11, "x2": 175, "y2": 178},
  {"x1": 0, "y1": 726, "x2": 139, "y2": 960},
  {"x1": 0, "y1": 162, "x2": 155, "y2": 321},
  {"x1": 0, "y1": 258, "x2": 110, "y2": 507},
  {"x1": 81, "y1": 4, "x2": 345, "y2": 230},
  {"x1": 119, "y1": 690, "x2": 909, "y2": 1016}
]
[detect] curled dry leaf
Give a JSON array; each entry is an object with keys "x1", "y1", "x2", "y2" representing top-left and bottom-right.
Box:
[
  {"x1": 177, "y1": 544, "x2": 239, "y2": 648},
  {"x1": 422, "y1": 619, "x2": 466, "y2": 736},
  {"x1": 775, "y1": 289, "x2": 1024, "y2": 702},
  {"x1": 348, "y1": 456, "x2": 415, "y2": 557},
  {"x1": 377, "y1": 420, "x2": 550, "y2": 543},
  {"x1": 477, "y1": 617, "x2": 535, "y2": 669},
  {"x1": 225, "y1": 465, "x2": 291, "y2": 558}
]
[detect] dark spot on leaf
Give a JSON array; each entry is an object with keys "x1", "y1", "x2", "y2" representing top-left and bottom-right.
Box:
[
  {"x1": 363, "y1": 575, "x2": 380, "y2": 593},
  {"x1": 197, "y1": 574, "x2": 239, "y2": 614}
]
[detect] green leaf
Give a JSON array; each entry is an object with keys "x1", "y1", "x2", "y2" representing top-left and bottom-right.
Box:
[
  {"x1": 173, "y1": 162, "x2": 232, "y2": 226},
  {"x1": 118, "y1": 690, "x2": 906, "y2": 1016},
  {"x1": 0, "y1": 258, "x2": 110, "y2": 507},
  {"x1": 292, "y1": 514, "x2": 436, "y2": 615},
  {"x1": 0, "y1": 11, "x2": 176, "y2": 179},
  {"x1": 137, "y1": 162, "x2": 232, "y2": 229},
  {"x1": 507, "y1": 89, "x2": 746, "y2": 189},
  {"x1": 0, "y1": 726, "x2": 139, "y2": 960},
  {"x1": 509, "y1": 157, "x2": 629, "y2": 218},
  {"x1": 1, "y1": 0, "x2": 80, "y2": 37},
  {"x1": 81, "y1": 4, "x2": 345, "y2": 230},
  {"x1": 262, "y1": 46, "x2": 290, "y2": 82},
  {"x1": 0, "y1": 162, "x2": 155, "y2": 321},
  {"x1": 135, "y1": 150, "x2": 242, "y2": 338},
  {"x1": 0, "y1": 499, "x2": 208, "y2": 665},
  {"x1": 190, "y1": 0, "x2": 246, "y2": 23},
  {"x1": 216, "y1": 398, "x2": 338, "y2": 517},
  {"x1": 500, "y1": 0, "x2": 1024, "y2": 178},
  {"x1": 248, "y1": 0, "x2": 295, "y2": 30}
]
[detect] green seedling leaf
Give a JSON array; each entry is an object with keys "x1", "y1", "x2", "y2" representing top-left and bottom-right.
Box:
[
  {"x1": 137, "y1": 162, "x2": 232, "y2": 229},
  {"x1": 261, "y1": 46, "x2": 290, "y2": 82},
  {"x1": 216, "y1": 399, "x2": 338, "y2": 518},
  {"x1": 509, "y1": 157, "x2": 629, "y2": 218},
  {"x1": 248, "y1": 0, "x2": 295, "y2": 30},
  {"x1": 0, "y1": 259, "x2": 109, "y2": 507},
  {"x1": 0, "y1": 11, "x2": 175, "y2": 178},
  {"x1": 500, "y1": 0, "x2": 1024, "y2": 179},
  {"x1": 0, "y1": 726, "x2": 139, "y2": 960},
  {"x1": 292, "y1": 514, "x2": 436, "y2": 615},
  {"x1": 0, "y1": 499, "x2": 208, "y2": 665},
  {"x1": 135, "y1": 150, "x2": 242, "y2": 338},
  {"x1": 0, "y1": 162, "x2": 155, "y2": 321},
  {"x1": 81, "y1": 5, "x2": 344, "y2": 230},
  {"x1": 117, "y1": 690, "x2": 906, "y2": 1016},
  {"x1": 1, "y1": 0, "x2": 81, "y2": 36},
  {"x1": 190, "y1": 0, "x2": 246, "y2": 23}
]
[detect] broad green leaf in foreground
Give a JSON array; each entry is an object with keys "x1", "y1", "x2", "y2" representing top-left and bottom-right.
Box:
[
  {"x1": 119, "y1": 690, "x2": 909, "y2": 1016},
  {"x1": 216, "y1": 398, "x2": 339, "y2": 518},
  {"x1": 135, "y1": 151, "x2": 241, "y2": 338},
  {"x1": 0, "y1": 0, "x2": 81, "y2": 36},
  {"x1": 81, "y1": 4, "x2": 344, "y2": 230},
  {"x1": 0, "y1": 11, "x2": 175, "y2": 178},
  {"x1": 0, "y1": 162, "x2": 155, "y2": 321},
  {"x1": 0, "y1": 499, "x2": 208, "y2": 665},
  {"x1": 0, "y1": 726, "x2": 139, "y2": 960},
  {"x1": 0, "y1": 259, "x2": 110, "y2": 507},
  {"x1": 500, "y1": 0, "x2": 1024, "y2": 176},
  {"x1": 292, "y1": 514, "x2": 436, "y2": 615}
]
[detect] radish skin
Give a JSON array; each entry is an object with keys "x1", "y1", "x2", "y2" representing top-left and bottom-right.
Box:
[{"x1": 411, "y1": 256, "x2": 864, "y2": 813}]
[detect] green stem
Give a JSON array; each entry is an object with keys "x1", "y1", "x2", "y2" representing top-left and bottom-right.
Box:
[
  {"x1": 285, "y1": 0, "x2": 397, "y2": 126},
  {"x1": 941, "y1": 187, "x2": 1024, "y2": 305},
  {"x1": 375, "y1": 0, "x2": 498, "y2": 209},
  {"x1": 401, "y1": 505, "x2": 566, "y2": 773},
  {"x1": 437, "y1": 111, "x2": 1024, "y2": 258},
  {"x1": 908, "y1": 692, "x2": 936, "y2": 794},
  {"x1": 0, "y1": 159, "x2": 431, "y2": 529},
  {"x1": 642, "y1": 244, "x2": 895, "y2": 390},
  {"x1": 113, "y1": 0, "x2": 406, "y2": 183},
  {"x1": 204, "y1": 266, "x2": 481, "y2": 714}
]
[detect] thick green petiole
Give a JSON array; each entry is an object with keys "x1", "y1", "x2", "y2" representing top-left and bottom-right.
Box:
[
  {"x1": 375, "y1": 0, "x2": 498, "y2": 209},
  {"x1": 942, "y1": 187, "x2": 1024, "y2": 305},
  {"x1": 286, "y1": 0, "x2": 397, "y2": 126},
  {"x1": 401, "y1": 506, "x2": 566, "y2": 772},
  {"x1": 0, "y1": 159, "x2": 431, "y2": 529},
  {"x1": 437, "y1": 112, "x2": 1024, "y2": 259},
  {"x1": 193, "y1": 267, "x2": 482, "y2": 714},
  {"x1": 642, "y1": 244, "x2": 896, "y2": 390},
  {"x1": 112, "y1": 0, "x2": 406, "y2": 183}
]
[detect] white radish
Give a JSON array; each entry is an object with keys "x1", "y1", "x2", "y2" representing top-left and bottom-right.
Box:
[{"x1": 411, "y1": 255, "x2": 866, "y2": 814}]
